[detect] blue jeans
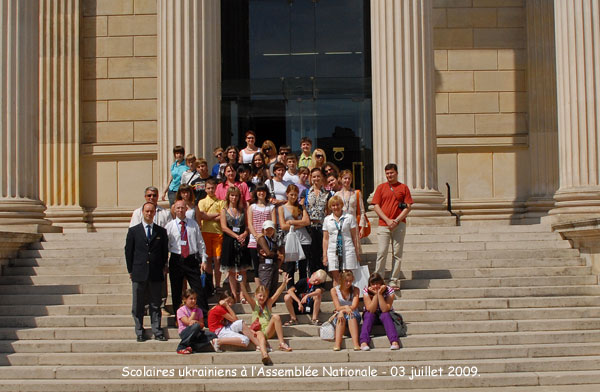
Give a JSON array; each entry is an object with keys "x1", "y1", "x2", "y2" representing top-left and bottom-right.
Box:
[{"x1": 177, "y1": 323, "x2": 216, "y2": 351}]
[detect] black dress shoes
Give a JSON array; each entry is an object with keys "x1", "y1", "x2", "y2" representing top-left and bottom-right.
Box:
[
  {"x1": 155, "y1": 335, "x2": 168, "y2": 342},
  {"x1": 136, "y1": 335, "x2": 147, "y2": 342}
]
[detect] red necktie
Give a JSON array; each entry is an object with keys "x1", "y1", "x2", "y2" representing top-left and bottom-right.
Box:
[{"x1": 180, "y1": 221, "x2": 189, "y2": 258}]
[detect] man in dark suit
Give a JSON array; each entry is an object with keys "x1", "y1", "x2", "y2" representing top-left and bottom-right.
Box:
[{"x1": 125, "y1": 202, "x2": 169, "y2": 342}]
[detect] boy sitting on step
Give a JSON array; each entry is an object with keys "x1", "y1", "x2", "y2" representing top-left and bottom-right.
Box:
[{"x1": 283, "y1": 269, "x2": 327, "y2": 326}]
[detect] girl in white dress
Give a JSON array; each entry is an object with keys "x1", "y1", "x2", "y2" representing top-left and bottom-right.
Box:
[{"x1": 322, "y1": 195, "x2": 360, "y2": 286}]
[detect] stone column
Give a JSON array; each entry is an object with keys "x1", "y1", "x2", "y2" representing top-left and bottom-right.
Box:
[
  {"x1": 0, "y1": 0, "x2": 52, "y2": 232},
  {"x1": 38, "y1": 0, "x2": 86, "y2": 230},
  {"x1": 158, "y1": 0, "x2": 221, "y2": 188},
  {"x1": 370, "y1": 0, "x2": 450, "y2": 220},
  {"x1": 550, "y1": 0, "x2": 600, "y2": 218},
  {"x1": 525, "y1": 0, "x2": 559, "y2": 217}
]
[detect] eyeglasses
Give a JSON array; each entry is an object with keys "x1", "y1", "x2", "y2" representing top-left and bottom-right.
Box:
[
  {"x1": 145, "y1": 194, "x2": 158, "y2": 198},
  {"x1": 215, "y1": 152, "x2": 223, "y2": 157}
]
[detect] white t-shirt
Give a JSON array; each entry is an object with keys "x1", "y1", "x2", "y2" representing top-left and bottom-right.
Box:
[
  {"x1": 269, "y1": 179, "x2": 292, "y2": 201},
  {"x1": 283, "y1": 171, "x2": 300, "y2": 184}
]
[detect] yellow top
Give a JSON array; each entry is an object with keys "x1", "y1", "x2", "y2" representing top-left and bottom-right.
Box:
[{"x1": 198, "y1": 196, "x2": 225, "y2": 234}]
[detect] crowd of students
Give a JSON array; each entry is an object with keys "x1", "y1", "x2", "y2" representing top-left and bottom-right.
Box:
[{"x1": 128, "y1": 131, "x2": 410, "y2": 365}]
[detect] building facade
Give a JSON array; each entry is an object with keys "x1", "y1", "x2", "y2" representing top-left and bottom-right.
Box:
[{"x1": 0, "y1": 0, "x2": 599, "y2": 232}]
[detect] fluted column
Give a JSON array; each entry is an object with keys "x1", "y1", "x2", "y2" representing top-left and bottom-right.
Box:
[
  {"x1": 525, "y1": 0, "x2": 559, "y2": 216},
  {"x1": 158, "y1": 0, "x2": 221, "y2": 188},
  {"x1": 0, "y1": 0, "x2": 51, "y2": 231},
  {"x1": 39, "y1": 0, "x2": 85, "y2": 229},
  {"x1": 371, "y1": 0, "x2": 448, "y2": 217},
  {"x1": 550, "y1": 0, "x2": 600, "y2": 217}
]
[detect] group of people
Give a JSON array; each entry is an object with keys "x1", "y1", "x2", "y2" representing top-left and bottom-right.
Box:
[{"x1": 124, "y1": 132, "x2": 413, "y2": 364}]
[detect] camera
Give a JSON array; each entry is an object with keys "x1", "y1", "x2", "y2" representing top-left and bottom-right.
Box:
[
  {"x1": 399, "y1": 202, "x2": 407, "y2": 210},
  {"x1": 236, "y1": 274, "x2": 243, "y2": 282}
]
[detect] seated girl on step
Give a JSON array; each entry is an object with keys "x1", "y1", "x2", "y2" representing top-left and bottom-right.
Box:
[
  {"x1": 240, "y1": 272, "x2": 293, "y2": 352},
  {"x1": 330, "y1": 269, "x2": 361, "y2": 351},
  {"x1": 207, "y1": 290, "x2": 273, "y2": 365},
  {"x1": 175, "y1": 289, "x2": 217, "y2": 354},
  {"x1": 359, "y1": 273, "x2": 400, "y2": 351}
]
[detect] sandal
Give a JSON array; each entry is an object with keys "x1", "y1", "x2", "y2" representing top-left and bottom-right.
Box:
[
  {"x1": 332, "y1": 346, "x2": 341, "y2": 351},
  {"x1": 240, "y1": 298, "x2": 248, "y2": 305},
  {"x1": 284, "y1": 319, "x2": 298, "y2": 326},
  {"x1": 177, "y1": 346, "x2": 192, "y2": 355},
  {"x1": 311, "y1": 319, "x2": 321, "y2": 326},
  {"x1": 279, "y1": 342, "x2": 293, "y2": 352}
]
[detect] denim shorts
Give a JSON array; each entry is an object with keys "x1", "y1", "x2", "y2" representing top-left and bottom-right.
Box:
[{"x1": 332, "y1": 310, "x2": 361, "y2": 325}]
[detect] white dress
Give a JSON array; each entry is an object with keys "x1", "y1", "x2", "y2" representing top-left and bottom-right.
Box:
[{"x1": 322, "y1": 213, "x2": 358, "y2": 271}]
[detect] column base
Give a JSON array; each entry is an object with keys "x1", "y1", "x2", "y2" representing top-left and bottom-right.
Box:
[
  {"x1": 45, "y1": 206, "x2": 89, "y2": 232},
  {"x1": 548, "y1": 187, "x2": 600, "y2": 220},
  {"x1": 0, "y1": 198, "x2": 59, "y2": 233},
  {"x1": 403, "y1": 189, "x2": 456, "y2": 226},
  {"x1": 525, "y1": 197, "x2": 556, "y2": 219}
]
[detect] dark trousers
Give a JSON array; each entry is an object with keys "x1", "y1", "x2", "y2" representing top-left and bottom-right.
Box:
[
  {"x1": 177, "y1": 323, "x2": 217, "y2": 351},
  {"x1": 308, "y1": 227, "x2": 324, "y2": 275},
  {"x1": 132, "y1": 280, "x2": 163, "y2": 337},
  {"x1": 169, "y1": 253, "x2": 208, "y2": 315},
  {"x1": 282, "y1": 244, "x2": 309, "y2": 288}
]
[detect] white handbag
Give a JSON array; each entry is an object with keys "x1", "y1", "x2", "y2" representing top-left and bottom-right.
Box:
[
  {"x1": 319, "y1": 312, "x2": 338, "y2": 341},
  {"x1": 284, "y1": 226, "x2": 305, "y2": 262}
]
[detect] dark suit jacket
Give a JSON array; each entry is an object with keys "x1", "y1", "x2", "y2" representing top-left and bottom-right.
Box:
[{"x1": 125, "y1": 223, "x2": 169, "y2": 282}]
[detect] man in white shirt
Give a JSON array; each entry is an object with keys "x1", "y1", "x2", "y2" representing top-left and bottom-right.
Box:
[
  {"x1": 165, "y1": 200, "x2": 209, "y2": 314},
  {"x1": 283, "y1": 153, "x2": 300, "y2": 184},
  {"x1": 129, "y1": 186, "x2": 172, "y2": 227}
]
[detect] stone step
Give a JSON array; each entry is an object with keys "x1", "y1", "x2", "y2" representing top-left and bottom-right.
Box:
[
  {"x1": 3, "y1": 356, "x2": 600, "y2": 380},
  {"x1": 0, "y1": 274, "x2": 131, "y2": 286},
  {"x1": 6, "y1": 342, "x2": 600, "y2": 367},
  {"x1": 9, "y1": 256, "x2": 586, "y2": 271},
  {"x1": 2, "y1": 317, "x2": 599, "y2": 341},
  {"x1": 16, "y1": 247, "x2": 581, "y2": 260},
  {"x1": 0, "y1": 372, "x2": 593, "y2": 392},
  {"x1": 400, "y1": 285, "x2": 600, "y2": 299},
  {"x1": 400, "y1": 232, "x2": 563, "y2": 244},
  {"x1": 3, "y1": 292, "x2": 600, "y2": 313},
  {"x1": 3, "y1": 330, "x2": 600, "y2": 354},
  {"x1": 29, "y1": 237, "x2": 572, "y2": 252},
  {"x1": 3, "y1": 265, "x2": 592, "y2": 281},
  {"x1": 400, "y1": 275, "x2": 598, "y2": 289},
  {"x1": 1, "y1": 303, "x2": 599, "y2": 328}
]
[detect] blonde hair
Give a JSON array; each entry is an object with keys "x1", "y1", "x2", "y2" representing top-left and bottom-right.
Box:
[
  {"x1": 313, "y1": 269, "x2": 327, "y2": 282},
  {"x1": 225, "y1": 186, "x2": 243, "y2": 209},
  {"x1": 328, "y1": 195, "x2": 343, "y2": 209},
  {"x1": 340, "y1": 270, "x2": 355, "y2": 292},
  {"x1": 254, "y1": 285, "x2": 269, "y2": 297},
  {"x1": 310, "y1": 148, "x2": 326, "y2": 168}
]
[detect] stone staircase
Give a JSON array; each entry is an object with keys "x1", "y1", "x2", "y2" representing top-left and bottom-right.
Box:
[{"x1": 1, "y1": 224, "x2": 600, "y2": 391}]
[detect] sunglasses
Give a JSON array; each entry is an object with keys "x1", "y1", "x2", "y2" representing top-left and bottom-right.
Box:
[
  {"x1": 145, "y1": 194, "x2": 158, "y2": 198},
  {"x1": 280, "y1": 151, "x2": 290, "y2": 155},
  {"x1": 315, "y1": 154, "x2": 323, "y2": 158},
  {"x1": 263, "y1": 147, "x2": 272, "y2": 151}
]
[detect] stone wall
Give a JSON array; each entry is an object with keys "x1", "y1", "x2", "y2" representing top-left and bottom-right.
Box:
[
  {"x1": 80, "y1": 0, "x2": 158, "y2": 216},
  {"x1": 433, "y1": 0, "x2": 529, "y2": 219}
]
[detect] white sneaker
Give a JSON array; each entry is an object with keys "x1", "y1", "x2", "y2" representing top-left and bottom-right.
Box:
[
  {"x1": 390, "y1": 343, "x2": 400, "y2": 350},
  {"x1": 210, "y1": 338, "x2": 223, "y2": 353},
  {"x1": 360, "y1": 345, "x2": 370, "y2": 351}
]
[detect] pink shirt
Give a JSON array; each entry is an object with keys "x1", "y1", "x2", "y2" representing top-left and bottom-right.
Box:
[
  {"x1": 215, "y1": 181, "x2": 251, "y2": 204},
  {"x1": 176, "y1": 305, "x2": 203, "y2": 334}
]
